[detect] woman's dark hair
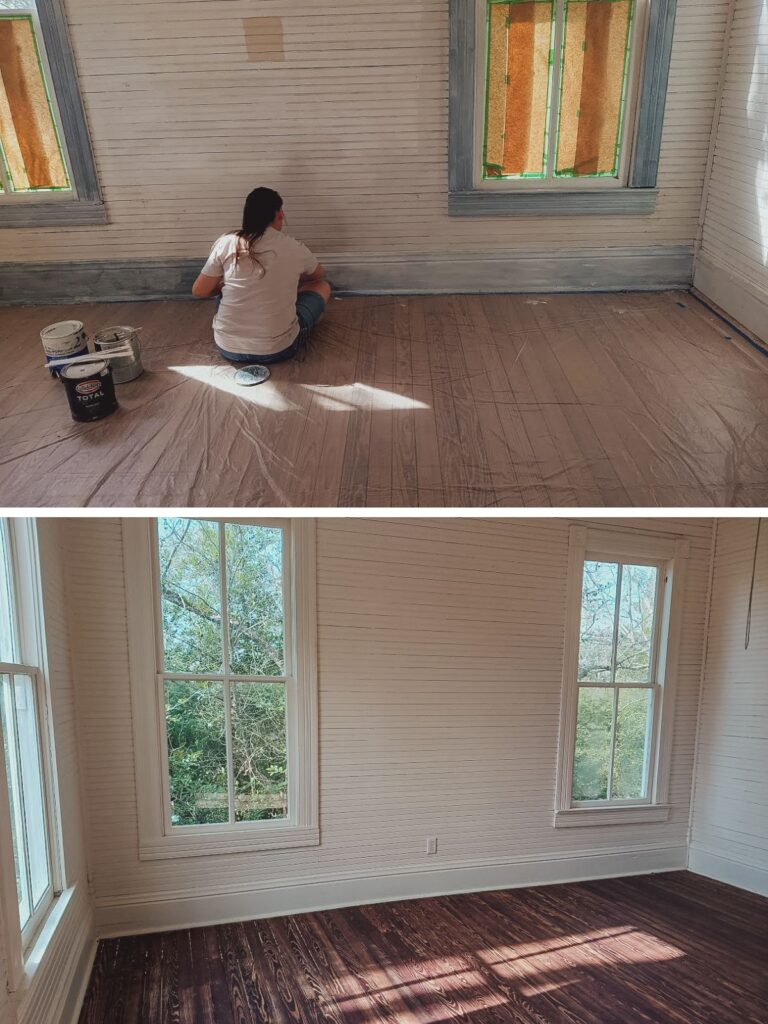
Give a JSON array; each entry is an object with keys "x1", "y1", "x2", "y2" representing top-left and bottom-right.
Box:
[{"x1": 232, "y1": 186, "x2": 283, "y2": 273}]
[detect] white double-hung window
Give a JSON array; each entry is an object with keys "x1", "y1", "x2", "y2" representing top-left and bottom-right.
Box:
[
  {"x1": 0, "y1": 519, "x2": 58, "y2": 966},
  {"x1": 125, "y1": 518, "x2": 318, "y2": 859},
  {"x1": 554, "y1": 525, "x2": 688, "y2": 826}
]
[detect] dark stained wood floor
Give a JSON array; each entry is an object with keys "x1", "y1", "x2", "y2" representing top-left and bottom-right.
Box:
[
  {"x1": 2, "y1": 291, "x2": 768, "y2": 507},
  {"x1": 79, "y1": 871, "x2": 768, "y2": 1023}
]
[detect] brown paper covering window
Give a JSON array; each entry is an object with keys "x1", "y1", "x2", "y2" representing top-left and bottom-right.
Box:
[
  {"x1": 556, "y1": 0, "x2": 632, "y2": 177},
  {"x1": 485, "y1": 2, "x2": 553, "y2": 177},
  {"x1": 0, "y1": 16, "x2": 69, "y2": 192}
]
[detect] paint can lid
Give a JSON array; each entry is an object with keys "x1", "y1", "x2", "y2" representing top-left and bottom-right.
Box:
[
  {"x1": 61, "y1": 361, "x2": 108, "y2": 380},
  {"x1": 94, "y1": 326, "x2": 136, "y2": 345},
  {"x1": 41, "y1": 320, "x2": 84, "y2": 339}
]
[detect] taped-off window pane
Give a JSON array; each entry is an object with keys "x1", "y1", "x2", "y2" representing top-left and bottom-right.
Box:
[
  {"x1": 0, "y1": 14, "x2": 70, "y2": 193},
  {"x1": 482, "y1": 0, "x2": 636, "y2": 182},
  {"x1": 556, "y1": 0, "x2": 634, "y2": 177},
  {"x1": 484, "y1": 1, "x2": 555, "y2": 178}
]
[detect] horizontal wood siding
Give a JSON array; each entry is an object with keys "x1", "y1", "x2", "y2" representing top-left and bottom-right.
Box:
[
  {"x1": 63, "y1": 517, "x2": 712, "y2": 920},
  {"x1": 690, "y1": 519, "x2": 768, "y2": 885},
  {"x1": 1, "y1": 0, "x2": 729, "y2": 266},
  {"x1": 698, "y1": 1, "x2": 768, "y2": 294}
]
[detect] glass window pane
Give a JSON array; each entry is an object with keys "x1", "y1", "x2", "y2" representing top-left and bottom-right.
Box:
[
  {"x1": 613, "y1": 687, "x2": 652, "y2": 799},
  {"x1": 1, "y1": 673, "x2": 31, "y2": 929},
  {"x1": 226, "y1": 524, "x2": 284, "y2": 677},
  {"x1": 157, "y1": 519, "x2": 223, "y2": 675},
  {"x1": 573, "y1": 686, "x2": 613, "y2": 801},
  {"x1": 0, "y1": 16, "x2": 70, "y2": 192},
  {"x1": 13, "y1": 674, "x2": 50, "y2": 909},
  {"x1": 556, "y1": 0, "x2": 634, "y2": 177},
  {"x1": 165, "y1": 680, "x2": 228, "y2": 826},
  {"x1": 484, "y1": 1, "x2": 555, "y2": 179},
  {"x1": 578, "y1": 560, "x2": 618, "y2": 682},
  {"x1": 615, "y1": 563, "x2": 658, "y2": 683},
  {"x1": 231, "y1": 683, "x2": 287, "y2": 822},
  {"x1": 0, "y1": 523, "x2": 16, "y2": 662}
]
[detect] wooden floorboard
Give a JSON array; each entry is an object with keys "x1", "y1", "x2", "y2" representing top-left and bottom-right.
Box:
[
  {"x1": 1, "y1": 291, "x2": 767, "y2": 507},
  {"x1": 79, "y1": 871, "x2": 768, "y2": 1023}
]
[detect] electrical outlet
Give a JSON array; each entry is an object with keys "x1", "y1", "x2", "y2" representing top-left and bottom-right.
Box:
[{"x1": 426, "y1": 837, "x2": 438, "y2": 855}]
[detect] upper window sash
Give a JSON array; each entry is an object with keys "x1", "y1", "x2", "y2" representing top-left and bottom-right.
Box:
[
  {"x1": 0, "y1": 0, "x2": 106, "y2": 226},
  {"x1": 554, "y1": 525, "x2": 689, "y2": 827},
  {"x1": 124, "y1": 518, "x2": 319, "y2": 860},
  {"x1": 449, "y1": 0, "x2": 678, "y2": 216}
]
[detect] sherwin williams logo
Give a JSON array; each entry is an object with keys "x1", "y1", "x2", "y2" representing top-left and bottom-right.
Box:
[{"x1": 75, "y1": 380, "x2": 101, "y2": 396}]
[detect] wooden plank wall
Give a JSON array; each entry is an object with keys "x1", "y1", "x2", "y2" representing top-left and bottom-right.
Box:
[
  {"x1": 695, "y1": 0, "x2": 768, "y2": 336},
  {"x1": 62, "y1": 517, "x2": 714, "y2": 928},
  {"x1": 1, "y1": 0, "x2": 730, "y2": 266},
  {"x1": 689, "y1": 518, "x2": 768, "y2": 896}
]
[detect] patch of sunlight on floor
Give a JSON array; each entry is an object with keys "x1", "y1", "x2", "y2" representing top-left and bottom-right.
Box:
[
  {"x1": 301, "y1": 383, "x2": 429, "y2": 411},
  {"x1": 479, "y1": 926, "x2": 686, "y2": 996},
  {"x1": 169, "y1": 365, "x2": 295, "y2": 410}
]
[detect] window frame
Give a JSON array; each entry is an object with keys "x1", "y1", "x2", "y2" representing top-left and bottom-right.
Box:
[
  {"x1": 449, "y1": 0, "x2": 678, "y2": 216},
  {"x1": 473, "y1": 0, "x2": 649, "y2": 191},
  {"x1": 0, "y1": 519, "x2": 62, "y2": 991},
  {"x1": 0, "y1": 0, "x2": 106, "y2": 225},
  {"x1": 553, "y1": 525, "x2": 689, "y2": 827},
  {"x1": 124, "y1": 518, "x2": 319, "y2": 860}
]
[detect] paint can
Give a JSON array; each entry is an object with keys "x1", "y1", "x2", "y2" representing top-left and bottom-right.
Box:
[
  {"x1": 60, "y1": 361, "x2": 118, "y2": 422},
  {"x1": 93, "y1": 326, "x2": 144, "y2": 383},
  {"x1": 40, "y1": 320, "x2": 88, "y2": 376}
]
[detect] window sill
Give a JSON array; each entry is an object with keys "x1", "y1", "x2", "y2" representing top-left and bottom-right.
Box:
[
  {"x1": 553, "y1": 804, "x2": 671, "y2": 828},
  {"x1": 139, "y1": 825, "x2": 320, "y2": 861},
  {"x1": 0, "y1": 200, "x2": 108, "y2": 227},
  {"x1": 448, "y1": 189, "x2": 658, "y2": 217}
]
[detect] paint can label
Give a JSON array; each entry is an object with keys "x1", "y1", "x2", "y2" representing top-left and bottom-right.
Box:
[{"x1": 41, "y1": 322, "x2": 89, "y2": 377}]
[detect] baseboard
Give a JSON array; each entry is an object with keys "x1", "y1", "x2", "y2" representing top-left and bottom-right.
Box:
[
  {"x1": 0, "y1": 246, "x2": 694, "y2": 304},
  {"x1": 688, "y1": 845, "x2": 768, "y2": 899},
  {"x1": 693, "y1": 254, "x2": 768, "y2": 345},
  {"x1": 94, "y1": 843, "x2": 687, "y2": 938}
]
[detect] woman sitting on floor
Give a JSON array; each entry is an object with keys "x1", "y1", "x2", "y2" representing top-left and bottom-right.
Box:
[{"x1": 192, "y1": 186, "x2": 331, "y2": 364}]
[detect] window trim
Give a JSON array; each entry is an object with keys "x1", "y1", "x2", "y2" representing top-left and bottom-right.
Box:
[
  {"x1": 0, "y1": 519, "x2": 62, "y2": 992},
  {"x1": 124, "y1": 518, "x2": 319, "y2": 861},
  {"x1": 449, "y1": 0, "x2": 678, "y2": 216},
  {"x1": 553, "y1": 525, "x2": 689, "y2": 827},
  {"x1": 0, "y1": 0, "x2": 106, "y2": 226}
]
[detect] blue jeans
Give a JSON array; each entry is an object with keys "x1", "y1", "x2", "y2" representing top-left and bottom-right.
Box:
[{"x1": 217, "y1": 290, "x2": 326, "y2": 364}]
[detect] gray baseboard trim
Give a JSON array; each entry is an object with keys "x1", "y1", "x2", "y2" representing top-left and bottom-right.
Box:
[
  {"x1": 0, "y1": 246, "x2": 694, "y2": 305},
  {"x1": 693, "y1": 254, "x2": 768, "y2": 345}
]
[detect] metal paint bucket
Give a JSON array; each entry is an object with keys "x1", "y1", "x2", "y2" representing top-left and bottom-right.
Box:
[
  {"x1": 60, "y1": 361, "x2": 118, "y2": 422},
  {"x1": 41, "y1": 320, "x2": 88, "y2": 376},
  {"x1": 93, "y1": 326, "x2": 144, "y2": 383}
]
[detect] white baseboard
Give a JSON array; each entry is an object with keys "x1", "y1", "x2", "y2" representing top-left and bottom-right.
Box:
[
  {"x1": 688, "y1": 845, "x2": 768, "y2": 899},
  {"x1": 95, "y1": 844, "x2": 687, "y2": 938},
  {"x1": 693, "y1": 254, "x2": 768, "y2": 346}
]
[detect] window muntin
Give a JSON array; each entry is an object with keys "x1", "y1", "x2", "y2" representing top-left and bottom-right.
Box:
[
  {"x1": 572, "y1": 556, "x2": 662, "y2": 805},
  {"x1": 0, "y1": 1, "x2": 72, "y2": 199},
  {"x1": 0, "y1": 520, "x2": 54, "y2": 952},
  {"x1": 155, "y1": 518, "x2": 290, "y2": 832},
  {"x1": 480, "y1": 0, "x2": 644, "y2": 187}
]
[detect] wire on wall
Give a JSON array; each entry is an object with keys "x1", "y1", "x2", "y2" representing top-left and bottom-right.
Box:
[{"x1": 745, "y1": 519, "x2": 763, "y2": 651}]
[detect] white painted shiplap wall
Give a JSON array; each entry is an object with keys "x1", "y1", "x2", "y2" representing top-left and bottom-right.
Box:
[
  {"x1": 1, "y1": 0, "x2": 730, "y2": 267},
  {"x1": 61, "y1": 517, "x2": 713, "y2": 936},
  {"x1": 689, "y1": 519, "x2": 768, "y2": 897},
  {"x1": 695, "y1": 0, "x2": 768, "y2": 340}
]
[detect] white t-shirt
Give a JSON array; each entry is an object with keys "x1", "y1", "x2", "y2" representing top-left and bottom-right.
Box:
[{"x1": 201, "y1": 228, "x2": 318, "y2": 355}]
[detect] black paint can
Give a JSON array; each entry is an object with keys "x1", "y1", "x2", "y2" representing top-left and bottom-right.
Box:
[{"x1": 60, "y1": 361, "x2": 118, "y2": 422}]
